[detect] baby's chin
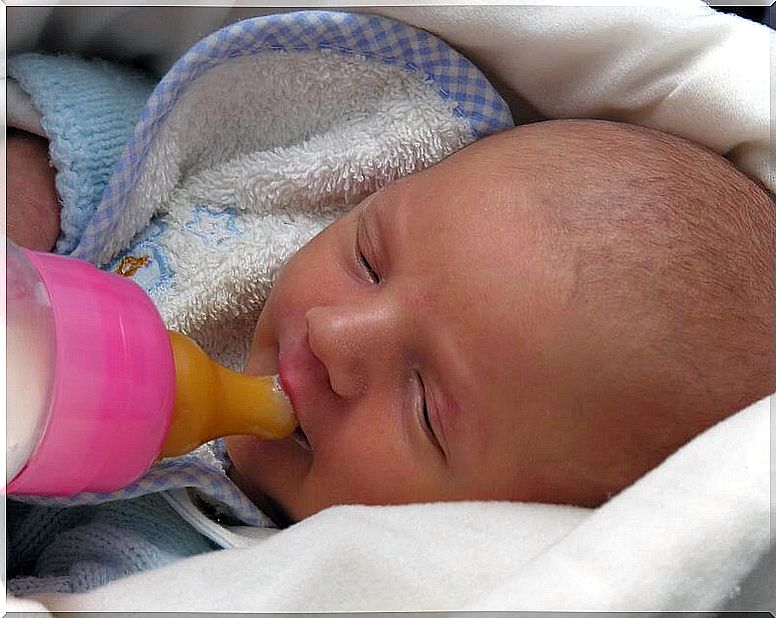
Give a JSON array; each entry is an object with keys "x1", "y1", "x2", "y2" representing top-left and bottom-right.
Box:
[
  {"x1": 225, "y1": 436, "x2": 298, "y2": 526},
  {"x1": 225, "y1": 425, "x2": 314, "y2": 524}
]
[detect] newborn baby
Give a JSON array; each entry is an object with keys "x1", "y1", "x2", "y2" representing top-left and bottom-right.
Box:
[
  {"x1": 225, "y1": 119, "x2": 776, "y2": 524},
  {"x1": 8, "y1": 9, "x2": 773, "y2": 599},
  {"x1": 10, "y1": 119, "x2": 774, "y2": 529}
]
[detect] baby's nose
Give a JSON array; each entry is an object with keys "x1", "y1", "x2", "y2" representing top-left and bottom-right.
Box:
[{"x1": 305, "y1": 303, "x2": 401, "y2": 400}]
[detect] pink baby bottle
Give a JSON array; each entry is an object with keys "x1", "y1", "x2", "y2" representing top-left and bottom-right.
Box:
[{"x1": 5, "y1": 239, "x2": 295, "y2": 496}]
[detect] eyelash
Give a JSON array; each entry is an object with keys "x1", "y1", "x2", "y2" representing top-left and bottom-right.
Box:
[
  {"x1": 357, "y1": 247, "x2": 379, "y2": 284},
  {"x1": 417, "y1": 373, "x2": 443, "y2": 456},
  {"x1": 356, "y1": 219, "x2": 380, "y2": 284}
]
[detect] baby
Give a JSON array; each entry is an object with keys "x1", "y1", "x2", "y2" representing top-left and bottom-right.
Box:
[
  {"x1": 9, "y1": 119, "x2": 775, "y2": 531},
  {"x1": 220, "y1": 119, "x2": 775, "y2": 524}
]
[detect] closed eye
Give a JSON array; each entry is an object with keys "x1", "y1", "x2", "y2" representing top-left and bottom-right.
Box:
[
  {"x1": 357, "y1": 246, "x2": 379, "y2": 284},
  {"x1": 417, "y1": 372, "x2": 445, "y2": 458},
  {"x1": 356, "y1": 212, "x2": 380, "y2": 284}
]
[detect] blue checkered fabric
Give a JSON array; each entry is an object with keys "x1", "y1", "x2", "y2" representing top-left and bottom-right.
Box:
[
  {"x1": 14, "y1": 440, "x2": 274, "y2": 528},
  {"x1": 70, "y1": 10, "x2": 513, "y2": 264}
]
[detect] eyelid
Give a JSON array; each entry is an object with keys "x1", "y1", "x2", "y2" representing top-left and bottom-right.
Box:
[
  {"x1": 356, "y1": 211, "x2": 380, "y2": 284},
  {"x1": 417, "y1": 372, "x2": 446, "y2": 461}
]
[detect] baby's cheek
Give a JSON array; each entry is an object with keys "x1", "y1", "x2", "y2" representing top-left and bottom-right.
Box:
[
  {"x1": 278, "y1": 221, "x2": 355, "y2": 305},
  {"x1": 309, "y1": 427, "x2": 438, "y2": 506}
]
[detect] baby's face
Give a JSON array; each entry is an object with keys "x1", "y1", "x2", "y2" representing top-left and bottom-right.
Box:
[
  {"x1": 227, "y1": 119, "x2": 775, "y2": 523},
  {"x1": 226, "y1": 142, "x2": 600, "y2": 522}
]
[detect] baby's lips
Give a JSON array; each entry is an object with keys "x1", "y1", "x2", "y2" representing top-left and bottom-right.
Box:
[{"x1": 269, "y1": 374, "x2": 298, "y2": 436}]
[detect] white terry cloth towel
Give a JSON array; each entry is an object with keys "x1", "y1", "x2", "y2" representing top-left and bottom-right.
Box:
[
  {"x1": 6, "y1": 3, "x2": 773, "y2": 613},
  {"x1": 59, "y1": 11, "x2": 512, "y2": 368}
]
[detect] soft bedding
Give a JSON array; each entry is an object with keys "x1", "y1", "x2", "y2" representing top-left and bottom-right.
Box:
[
  {"x1": 20, "y1": 397, "x2": 770, "y2": 612},
  {"x1": 5, "y1": 2, "x2": 773, "y2": 613}
]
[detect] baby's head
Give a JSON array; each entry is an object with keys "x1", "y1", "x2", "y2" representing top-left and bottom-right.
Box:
[{"x1": 227, "y1": 119, "x2": 775, "y2": 524}]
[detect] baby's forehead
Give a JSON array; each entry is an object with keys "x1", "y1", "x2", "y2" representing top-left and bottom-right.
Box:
[
  {"x1": 373, "y1": 176, "x2": 568, "y2": 302},
  {"x1": 376, "y1": 156, "x2": 539, "y2": 220},
  {"x1": 364, "y1": 123, "x2": 694, "y2": 271}
]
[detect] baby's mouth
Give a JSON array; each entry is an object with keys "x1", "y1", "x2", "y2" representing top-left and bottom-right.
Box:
[
  {"x1": 277, "y1": 380, "x2": 310, "y2": 452},
  {"x1": 290, "y1": 426, "x2": 311, "y2": 452}
]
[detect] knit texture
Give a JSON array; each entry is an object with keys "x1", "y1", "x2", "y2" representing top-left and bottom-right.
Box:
[
  {"x1": 7, "y1": 493, "x2": 217, "y2": 596},
  {"x1": 7, "y1": 441, "x2": 273, "y2": 597},
  {"x1": 6, "y1": 53, "x2": 156, "y2": 254}
]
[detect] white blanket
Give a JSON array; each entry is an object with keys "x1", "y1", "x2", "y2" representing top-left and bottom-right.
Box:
[
  {"x1": 20, "y1": 397, "x2": 770, "y2": 612},
  {"x1": 5, "y1": 2, "x2": 773, "y2": 613}
]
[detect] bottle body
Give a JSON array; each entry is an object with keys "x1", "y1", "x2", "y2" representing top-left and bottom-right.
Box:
[
  {"x1": 5, "y1": 241, "x2": 295, "y2": 497},
  {"x1": 5, "y1": 241, "x2": 176, "y2": 495},
  {"x1": 6, "y1": 240, "x2": 56, "y2": 483}
]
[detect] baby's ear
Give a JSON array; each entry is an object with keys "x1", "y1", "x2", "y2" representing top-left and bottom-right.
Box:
[{"x1": 6, "y1": 129, "x2": 61, "y2": 251}]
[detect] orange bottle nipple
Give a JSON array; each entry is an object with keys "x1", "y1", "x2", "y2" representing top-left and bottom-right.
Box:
[{"x1": 159, "y1": 331, "x2": 296, "y2": 458}]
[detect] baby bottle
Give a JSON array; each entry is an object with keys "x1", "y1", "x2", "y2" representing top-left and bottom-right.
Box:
[{"x1": 6, "y1": 239, "x2": 295, "y2": 496}]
